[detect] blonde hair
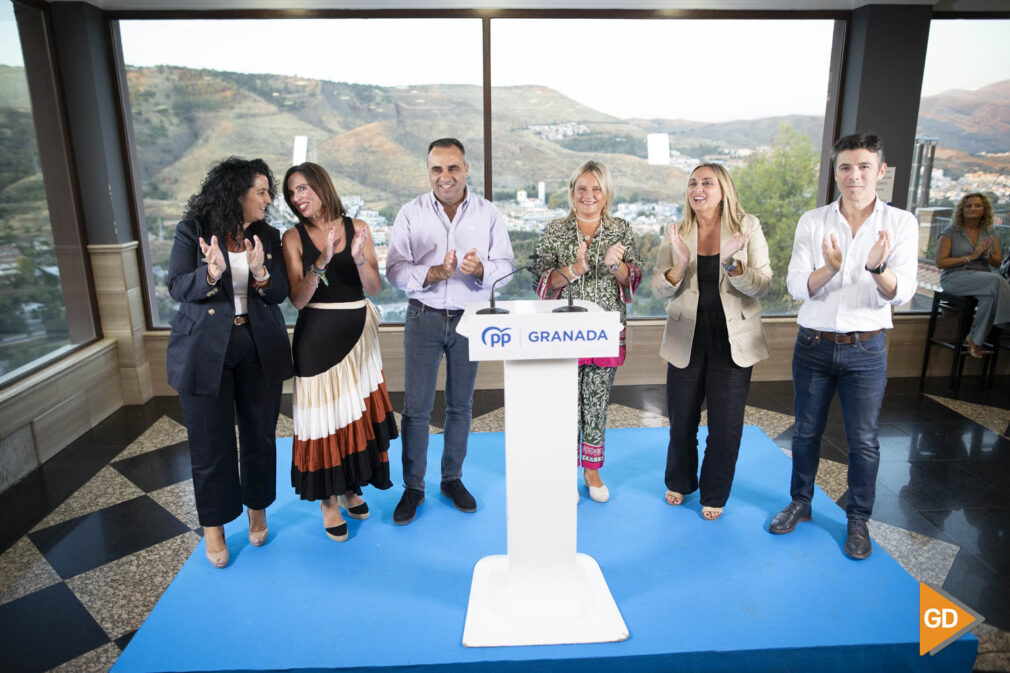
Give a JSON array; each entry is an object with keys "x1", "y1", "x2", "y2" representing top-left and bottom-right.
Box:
[
  {"x1": 953, "y1": 192, "x2": 993, "y2": 231},
  {"x1": 678, "y1": 163, "x2": 746, "y2": 236},
  {"x1": 567, "y1": 160, "x2": 614, "y2": 220}
]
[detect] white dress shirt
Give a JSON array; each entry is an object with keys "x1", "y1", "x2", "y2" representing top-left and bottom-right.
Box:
[
  {"x1": 386, "y1": 189, "x2": 515, "y2": 310},
  {"x1": 787, "y1": 198, "x2": 918, "y2": 332}
]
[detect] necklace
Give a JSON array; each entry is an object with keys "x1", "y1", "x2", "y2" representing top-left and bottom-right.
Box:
[
  {"x1": 576, "y1": 215, "x2": 600, "y2": 242},
  {"x1": 572, "y1": 219, "x2": 606, "y2": 303}
]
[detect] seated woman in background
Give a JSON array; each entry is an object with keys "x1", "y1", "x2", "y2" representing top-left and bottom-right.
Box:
[
  {"x1": 282, "y1": 162, "x2": 396, "y2": 542},
  {"x1": 936, "y1": 192, "x2": 1009, "y2": 358},
  {"x1": 166, "y1": 157, "x2": 293, "y2": 568},
  {"x1": 533, "y1": 160, "x2": 643, "y2": 503},
  {"x1": 651, "y1": 163, "x2": 771, "y2": 521}
]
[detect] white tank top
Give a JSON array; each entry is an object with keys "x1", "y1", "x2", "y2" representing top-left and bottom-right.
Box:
[{"x1": 228, "y1": 251, "x2": 249, "y2": 316}]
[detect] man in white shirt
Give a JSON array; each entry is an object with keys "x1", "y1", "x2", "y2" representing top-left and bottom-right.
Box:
[
  {"x1": 769, "y1": 133, "x2": 917, "y2": 559},
  {"x1": 386, "y1": 138, "x2": 515, "y2": 525}
]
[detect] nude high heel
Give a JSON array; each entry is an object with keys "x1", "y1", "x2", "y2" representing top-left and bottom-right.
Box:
[
  {"x1": 204, "y1": 526, "x2": 229, "y2": 568},
  {"x1": 247, "y1": 509, "x2": 268, "y2": 547}
]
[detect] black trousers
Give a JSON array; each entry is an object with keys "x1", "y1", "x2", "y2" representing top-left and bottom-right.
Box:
[
  {"x1": 665, "y1": 312, "x2": 753, "y2": 508},
  {"x1": 178, "y1": 323, "x2": 281, "y2": 527}
]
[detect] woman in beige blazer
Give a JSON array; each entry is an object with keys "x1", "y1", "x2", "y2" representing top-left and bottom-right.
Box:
[{"x1": 651, "y1": 163, "x2": 771, "y2": 520}]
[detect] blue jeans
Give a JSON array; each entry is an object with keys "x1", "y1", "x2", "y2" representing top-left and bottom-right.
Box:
[
  {"x1": 401, "y1": 303, "x2": 479, "y2": 491},
  {"x1": 791, "y1": 326, "x2": 887, "y2": 521}
]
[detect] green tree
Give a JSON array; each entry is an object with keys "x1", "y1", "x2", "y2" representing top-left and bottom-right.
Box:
[
  {"x1": 548, "y1": 190, "x2": 569, "y2": 210},
  {"x1": 734, "y1": 125, "x2": 819, "y2": 314}
]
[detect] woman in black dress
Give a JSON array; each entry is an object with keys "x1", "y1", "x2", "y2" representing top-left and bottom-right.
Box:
[{"x1": 281, "y1": 162, "x2": 396, "y2": 542}]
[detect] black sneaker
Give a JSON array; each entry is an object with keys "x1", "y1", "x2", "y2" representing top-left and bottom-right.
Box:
[
  {"x1": 393, "y1": 488, "x2": 425, "y2": 525},
  {"x1": 440, "y1": 479, "x2": 477, "y2": 513}
]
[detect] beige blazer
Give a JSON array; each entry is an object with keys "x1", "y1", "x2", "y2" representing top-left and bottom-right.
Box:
[{"x1": 651, "y1": 213, "x2": 772, "y2": 369}]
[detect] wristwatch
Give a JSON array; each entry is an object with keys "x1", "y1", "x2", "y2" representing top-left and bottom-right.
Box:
[
  {"x1": 864, "y1": 261, "x2": 887, "y2": 274},
  {"x1": 721, "y1": 259, "x2": 738, "y2": 273}
]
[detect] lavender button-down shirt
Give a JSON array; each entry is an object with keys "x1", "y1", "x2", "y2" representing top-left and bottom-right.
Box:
[{"x1": 386, "y1": 189, "x2": 515, "y2": 310}]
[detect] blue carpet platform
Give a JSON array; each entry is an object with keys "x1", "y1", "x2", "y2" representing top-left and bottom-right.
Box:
[{"x1": 112, "y1": 426, "x2": 976, "y2": 673}]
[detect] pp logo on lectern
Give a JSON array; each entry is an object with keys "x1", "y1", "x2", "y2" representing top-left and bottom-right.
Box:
[{"x1": 481, "y1": 326, "x2": 512, "y2": 348}]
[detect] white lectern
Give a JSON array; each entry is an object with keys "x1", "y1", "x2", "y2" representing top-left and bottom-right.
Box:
[{"x1": 456, "y1": 299, "x2": 629, "y2": 647}]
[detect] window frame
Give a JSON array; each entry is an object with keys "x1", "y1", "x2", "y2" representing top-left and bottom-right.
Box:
[
  {"x1": 1, "y1": 0, "x2": 100, "y2": 388},
  {"x1": 107, "y1": 7, "x2": 849, "y2": 327}
]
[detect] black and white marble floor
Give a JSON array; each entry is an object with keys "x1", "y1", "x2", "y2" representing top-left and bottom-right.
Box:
[{"x1": 1, "y1": 378, "x2": 1008, "y2": 672}]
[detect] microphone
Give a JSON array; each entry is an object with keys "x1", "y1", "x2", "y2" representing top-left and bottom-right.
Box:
[
  {"x1": 553, "y1": 260, "x2": 587, "y2": 313},
  {"x1": 476, "y1": 253, "x2": 540, "y2": 315}
]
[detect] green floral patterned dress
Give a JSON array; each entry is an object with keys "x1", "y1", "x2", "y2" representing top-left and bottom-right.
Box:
[{"x1": 534, "y1": 214, "x2": 643, "y2": 469}]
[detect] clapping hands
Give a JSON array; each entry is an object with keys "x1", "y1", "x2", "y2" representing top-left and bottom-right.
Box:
[
  {"x1": 720, "y1": 232, "x2": 750, "y2": 267},
  {"x1": 822, "y1": 234, "x2": 842, "y2": 273},
  {"x1": 199, "y1": 235, "x2": 226, "y2": 280},
  {"x1": 603, "y1": 242, "x2": 626, "y2": 272},
  {"x1": 865, "y1": 230, "x2": 892, "y2": 269},
  {"x1": 442, "y1": 248, "x2": 458, "y2": 278},
  {"x1": 460, "y1": 248, "x2": 483, "y2": 278},
  {"x1": 243, "y1": 235, "x2": 265, "y2": 278},
  {"x1": 350, "y1": 224, "x2": 370, "y2": 266},
  {"x1": 972, "y1": 236, "x2": 994, "y2": 261},
  {"x1": 668, "y1": 225, "x2": 690, "y2": 266},
  {"x1": 574, "y1": 241, "x2": 590, "y2": 275}
]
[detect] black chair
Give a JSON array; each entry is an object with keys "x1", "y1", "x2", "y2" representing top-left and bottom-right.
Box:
[
  {"x1": 985, "y1": 325, "x2": 1009, "y2": 389},
  {"x1": 920, "y1": 291, "x2": 989, "y2": 394}
]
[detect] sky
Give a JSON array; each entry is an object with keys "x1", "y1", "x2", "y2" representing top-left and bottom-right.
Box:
[{"x1": 3, "y1": 10, "x2": 1009, "y2": 122}]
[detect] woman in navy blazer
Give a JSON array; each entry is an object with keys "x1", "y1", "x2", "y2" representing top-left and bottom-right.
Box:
[{"x1": 167, "y1": 157, "x2": 293, "y2": 568}]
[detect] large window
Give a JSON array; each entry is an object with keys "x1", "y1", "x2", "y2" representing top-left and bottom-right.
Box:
[
  {"x1": 489, "y1": 19, "x2": 835, "y2": 315},
  {"x1": 121, "y1": 15, "x2": 837, "y2": 323},
  {"x1": 120, "y1": 18, "x2": 483, "y2": 325},
  {"x1": 0, "y1": 3, "x2": 79, "y2": 384},
  {"x1": 910, "y1": 19, "x2": 1010, "y2": 308}
]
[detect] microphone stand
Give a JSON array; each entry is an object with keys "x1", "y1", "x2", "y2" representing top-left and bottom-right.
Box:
[
  {"x1": 476, "y1": 254, "x2": 540, "y2": 315},
  {"x1": 552, "y1": 267, "x2": 587, "y2": 313}
]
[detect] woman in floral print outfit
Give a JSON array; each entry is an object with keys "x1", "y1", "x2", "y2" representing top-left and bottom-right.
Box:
[{"x1": 534, "y1": 160, "x2": 643, "y2": 502}]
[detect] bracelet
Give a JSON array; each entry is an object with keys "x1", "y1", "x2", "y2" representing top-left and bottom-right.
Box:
[
  {"x1": 355, "y1": 258, "x2": 366, "y2": 267},
  {"x1": 608, "y1": 262, "x2": 621, "y2": 274},
  {"x1": 252, "y1": 268, "x2": 270, "y2": 284},
  {"x1": 964, "y1": 257, "x2": 970, "y2": 266},
  {"x1": 308, "y1": 264, "x2": 329, "y2": 287}
]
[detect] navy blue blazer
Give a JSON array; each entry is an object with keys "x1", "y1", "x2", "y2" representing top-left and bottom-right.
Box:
[{"x1": 166, "y1": 218, "x2": 294, "y2": 396}]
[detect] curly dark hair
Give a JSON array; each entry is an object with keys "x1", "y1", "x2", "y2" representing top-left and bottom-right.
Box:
[{"x1": 184, "y1": 157, "x2": 276, "y2": 241}]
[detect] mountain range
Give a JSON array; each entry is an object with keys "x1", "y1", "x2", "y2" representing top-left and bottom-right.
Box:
[
  {"x1": 2, "y1": 64, "x2": 1008, "y2": 210},
  {"x1": 120, "y1": 68, "x2": 1010, "y2": 208}
]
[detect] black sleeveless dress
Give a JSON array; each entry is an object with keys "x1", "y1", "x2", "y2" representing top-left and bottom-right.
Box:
[{"x1": 290, "y1": 216, "x2": 396, "y2": 500}]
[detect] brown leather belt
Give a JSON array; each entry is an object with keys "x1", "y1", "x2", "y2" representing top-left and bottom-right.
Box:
[
  {"x1": 409, "y1": 298, "x2": 464, "y2": 317},
  {"x1": 807, "y1": 328, "x2": 884, "y2": 344},
  {"x1": 233, "y1": 315, "x2": 249, "y2": 326}
]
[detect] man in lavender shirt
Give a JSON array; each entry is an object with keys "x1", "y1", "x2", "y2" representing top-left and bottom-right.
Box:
[{"x1": 386, "y1": 138, "x2": 515, "y2": 525}]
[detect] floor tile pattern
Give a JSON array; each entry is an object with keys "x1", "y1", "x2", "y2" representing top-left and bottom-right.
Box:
[{"x1": 0, "y1": 377, "x2": 1006, "y2": 672}]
